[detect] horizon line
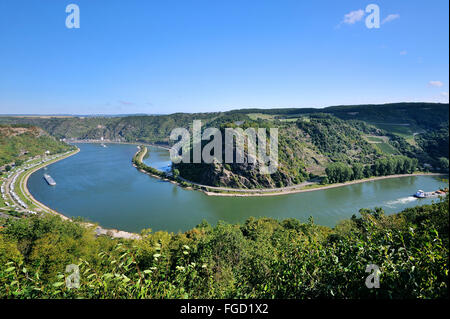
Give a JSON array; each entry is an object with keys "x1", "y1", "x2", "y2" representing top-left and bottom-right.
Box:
[{"x1": 0, "y1": 101, "x2": 448, "y2": 117}]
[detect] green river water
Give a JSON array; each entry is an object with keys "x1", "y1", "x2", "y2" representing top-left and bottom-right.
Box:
[{"x1": 27, "y1": 143, "x2": 448, "y2": 233}]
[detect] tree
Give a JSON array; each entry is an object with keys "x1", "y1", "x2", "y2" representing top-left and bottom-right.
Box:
[
  {"x1": 352, "y1": 163, "x2": 364, "y2": 180},
  {"x1": 438, "y1": 157, "x2": 449, "y2": 171},
  {"x1": 15, "y1": 159, "x2": 24, "y2": 167},
  {"x1": 395, "y1": 156, "x2": 405, "y2": 174},
  {"x1": 386, "y1": 157, "x2": 396, "y2": 175},
  {"x1": 326, "y1": 162, "x2": 353, "y2": 183},
  {"x1": 403, "y1": 157, "x2": 412, "y2": 173},
  {"x1": 410, "y1": 158, "x2": 418, "y2": 173},
  {"x1": 363, "y1": 165, "x2": 373, "y2": 178}
]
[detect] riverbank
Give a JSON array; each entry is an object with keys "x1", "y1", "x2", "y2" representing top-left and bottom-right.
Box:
[
  {"x1": 131, "y1": 145, "x2": 448, "y2": 197},
  {"x1": 19, "y1": 148, "x2": 140, "y2": 240},
  {"x1": 132, "y1": 146, "x2": 181, "y2": 187},
  {"x1": 68, "y1": 139, "x2": 171, "y2": 150},
  {"x1": 136, "y1": 145, "x2": 148, "y2": 162},
  {"x1": 203, "y1": 173, "x2": 447, "y2": 197},
  {"x1": 20, "y1": 148, "x2": 81, "y2": 220},
  {"x1": 28, "y1": 142, "x2": 449, "y2": 233}
]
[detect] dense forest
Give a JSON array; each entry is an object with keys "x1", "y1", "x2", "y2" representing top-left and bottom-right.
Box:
[
  {"x1": 223, "y1": 102, "x2": 449, "y2": 130},
  {"x1": 1, "y1": 102, "x2": 447, "y2": 145},
  {"x1": 174, "y1": 111, "x2": 446, "y2": 188},
  {"x1": 174, "y1": 114, "x2": 384, "y2": 188},
  {"x1": 0, "y1": 197, "x2": 448, "y2": 298},
  {"x1": 324, "y1": 156, "x2": 418, "y2": 184},
  {"x1": 0, "y1": 113, "x2": 219, "y2": 145}
]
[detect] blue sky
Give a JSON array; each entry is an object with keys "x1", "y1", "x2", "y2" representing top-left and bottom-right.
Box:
[{"x1": 0, "y1": 0, "x2": 448, "y2": 115}]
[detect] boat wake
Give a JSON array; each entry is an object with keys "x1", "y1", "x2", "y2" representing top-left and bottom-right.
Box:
[{"x1": 384, "y1": 196, "x2": 417, "y2": 208}]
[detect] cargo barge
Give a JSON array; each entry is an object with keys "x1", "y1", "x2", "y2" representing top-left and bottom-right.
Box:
[{"x1": 43, "y1": 173, "x2": 56, "y2": 186}]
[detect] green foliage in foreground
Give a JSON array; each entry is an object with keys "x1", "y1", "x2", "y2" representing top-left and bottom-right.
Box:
[{"x1": 0, "y1": 197, "x2": 448, "y2": 299}]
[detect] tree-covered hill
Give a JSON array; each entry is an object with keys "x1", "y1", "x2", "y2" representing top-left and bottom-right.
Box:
[
  {"x1": 225, "y1": 102, "x2": 449, "y2": 131},
  {"x1": 0, "y1": 124, "x2": 73, "y2": 167},
  {"x1": 1, "y1": 102, "x2": 448, "y2": 187},
  {"x1": 324, "y1": 102, "x2": 449, "y2": 131},
  {"x1": 1, "y1": 102, "x2": 447, "y2": 142},
  {"x1": 174, "y1": 114, "x2": 384, "y2": 188},
  {"x1": 0, "y1": 113, "x2": 220, "y2": 145}
]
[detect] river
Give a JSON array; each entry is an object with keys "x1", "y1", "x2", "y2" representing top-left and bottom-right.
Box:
[{"x1": 27, "y1": 143, "x2": 448, "y2": 233}]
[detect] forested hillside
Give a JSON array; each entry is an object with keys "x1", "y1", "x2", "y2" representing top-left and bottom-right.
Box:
[
  {"x1": 1, "y1": 103, "x2": 447, "y2": 144},
  {"x1": 0, "y1": 125, "x2": 73, "y2": 167},
  {"x1": 226, "y1": 102, "x2": 449, "y2": 131},
  {"x1": 1, "y1": 103, "x2": 448, "y2": 188},
  {"x1": 174, "y1": 114, "x2": 384, "y2": 188},
  {"x1": 0, "y1": 197, "x2": 447, "y2": 298},
  {"x1": 0, "y1": 113, "x2": 219, "y2": 145}
]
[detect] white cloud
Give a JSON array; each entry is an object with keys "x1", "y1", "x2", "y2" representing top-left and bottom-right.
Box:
[
  {"x1": 399, "y1": 50, "x2": 407, "y2": 55},
  {"x1": 342, "y1": 9, "x2": 365, "y2": 24},
  {"x1": 441, "y1": 92, "x2": 449, "y2": 101},
  {"x1": 429, "y1": 81, "x2": 444, "y2": 87},
  {"x1": 381, "y1": 14, "x2": 400, "y2": 24}
]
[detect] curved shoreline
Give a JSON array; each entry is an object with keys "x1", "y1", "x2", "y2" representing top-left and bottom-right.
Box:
[
  {"x1": 21, "y1": 147, "x2": 140, "y2": 240},
  {"x1": 21, "y1": 148, "x2": 80, "y2": 220},
  {"x1": 131, "y1": 145, "x2": 447, "y2": 197},
  {"x1": 70, "y1": 139, "x2": 171, "y2": 150},
  {"x1": 137, "y1": 145, "x2": 148, "y2": 162},
  {"x1": 16, "y1": 142, "x2": 448, "y2": 237},
  {"x1": 202, "y1": 173, "x2": 447, "y2": 197}
]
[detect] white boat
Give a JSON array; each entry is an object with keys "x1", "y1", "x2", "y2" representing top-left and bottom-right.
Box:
[
  {"x1": 414, "y1": 189, "x2": 438, "y2": 198},
  {"x1": 43, "y1": 173, "x2": 56, "y2": 186}
]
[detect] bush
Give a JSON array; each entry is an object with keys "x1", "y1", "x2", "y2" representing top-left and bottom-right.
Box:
[{"x1": 0, "y1": 197, "x2": 448, "y2": 299}]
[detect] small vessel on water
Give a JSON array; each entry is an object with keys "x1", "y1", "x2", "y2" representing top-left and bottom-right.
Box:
[
  {"x1": 414, "y1": 188, "x2": 448, "y2": 198},
  {"x1": 101, "y1": 143, "x2": 107, "y2": 148},
  {"x1": 414, "y1": 190, "x2": 435, "y2": 198},
  {"x1": 43, "y1": 173, "x2": 56, "y2": 186}
]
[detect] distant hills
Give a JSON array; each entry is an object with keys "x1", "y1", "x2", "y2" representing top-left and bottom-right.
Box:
[
  {"x1": 0, "y1": 102, "x2": 448, "y2": 188},
  {"x1": 0, "y1": 113, "x2": 162, "y2": 118}
]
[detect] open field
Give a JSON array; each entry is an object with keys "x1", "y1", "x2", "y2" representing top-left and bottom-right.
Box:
[
  {"x1": 365, "y1": 135, "x2": 388, "y2": 143},
  {"x1": 375, "y1": 142, "x2": 400, "y2": 155},
  {"x1": 364, "y1": 135, "x2": 400, "y2": 155},
  {"x1": 247, "y1": 113, "x2": 277, "y2": 120},
  {"x1": 366, "y1": 123, "x2": 423, "y2": 147},
  {"x1": 369, "y1": 122, "x2": 416, "y2": 137}
]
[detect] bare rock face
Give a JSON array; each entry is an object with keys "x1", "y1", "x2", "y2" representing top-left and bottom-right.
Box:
[
  {"x1": 175, "y1": 153, "x2": 296, "y2": 189},
  {"x1": 0, "y1": 125, "x2": 45, "y2": 138}
]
